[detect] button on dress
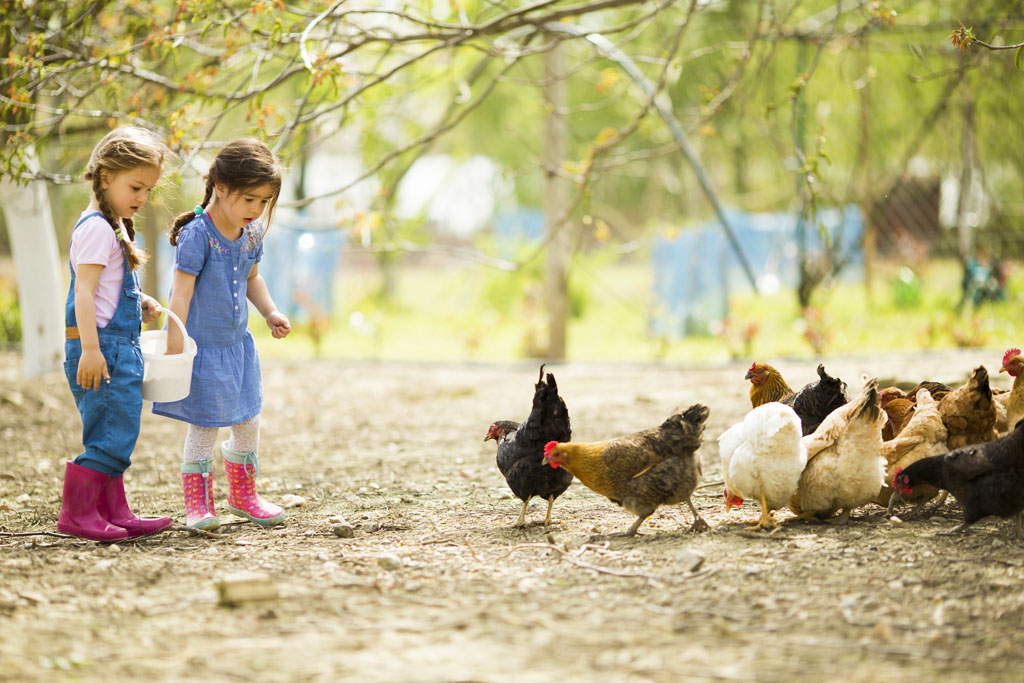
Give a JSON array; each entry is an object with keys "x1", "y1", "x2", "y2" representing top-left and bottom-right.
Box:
[{"x1": 152, "y1": 213, "x2": 266, "y2": 428}]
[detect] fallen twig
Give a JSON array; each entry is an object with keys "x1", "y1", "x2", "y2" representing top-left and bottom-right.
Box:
[
  {"x1": 0, "y1": 530, "x2": 74, "y2": 539},
  {"x1": 735, "y1": 529, "x2": 787, "y2": 540}
]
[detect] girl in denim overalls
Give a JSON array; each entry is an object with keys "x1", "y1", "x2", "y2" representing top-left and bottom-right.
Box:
[
  {"x1": 59, "y1": 127, "x2": 172, "y2": 541},
  {"x1": 153, "y1": 138, "x2": 291, "y2": 530}
]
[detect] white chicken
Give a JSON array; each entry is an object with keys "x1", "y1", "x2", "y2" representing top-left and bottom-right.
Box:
[
  {"x1": 718, "y1": 403, "x2": 807, "y2": 530},
  {"x1": 788, "y1": 375, "x2": 886, "y2": 523}
]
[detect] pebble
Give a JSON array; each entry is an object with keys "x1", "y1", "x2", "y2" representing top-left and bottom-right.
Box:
[
  {"x1": 332, "y1": 524, "x2": 355, "y2": 538},
  {"x1": 888, "y1": 516, "x2": 903, "y2": 524},
  {"x1": 280, "y1": 494, "x2": 306, "y2": 509},
  {"x1": 676, "y1": 549, "x2": 706, "y2": 573},
  {"x1": 328, "y1": 515, "x2": 345, "y2": 524},
  {"x1": 377, "y1": 554, "x2": 402, "y2": 571}
]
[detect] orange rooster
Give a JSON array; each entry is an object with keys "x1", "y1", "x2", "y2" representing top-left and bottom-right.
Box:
[
  {"x1": 541, "y1": 405, "x2": 710, "y2": 536},
  {"x1": 999, "y1": 347, "x2": 1024, "y2": 433}
]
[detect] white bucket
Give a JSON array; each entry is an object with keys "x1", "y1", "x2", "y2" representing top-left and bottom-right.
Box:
[{"x1": 141, "y1": 307, "x2": 197, "y2": 402}]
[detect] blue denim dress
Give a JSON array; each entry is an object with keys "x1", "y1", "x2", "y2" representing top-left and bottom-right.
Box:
[
  {"x1": 152, "y1": 213, "x2": 265, "y2": 428},
  {"x1": 64, "y1": 211, "x2": 144, "y2": 476}
]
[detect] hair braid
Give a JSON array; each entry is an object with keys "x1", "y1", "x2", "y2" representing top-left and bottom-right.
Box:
[
  {"x1": 83, "y1": 126, "x2": 164, "y2": 272},
  {"x1": 169, "y1": 178, "x2": 214, "y2": 246},
  {"x1": 91, "y1": 174, "x2": 147, "y2": 270}
]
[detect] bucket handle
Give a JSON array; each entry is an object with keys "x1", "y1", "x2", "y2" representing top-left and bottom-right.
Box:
[{"x1": 157, "y1": 306, "x2": 190, "y2": 354}]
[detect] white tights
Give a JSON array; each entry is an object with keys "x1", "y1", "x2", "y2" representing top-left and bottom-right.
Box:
[{"x1": 182, "y1": 415, "x2": 261, "y2": 463}]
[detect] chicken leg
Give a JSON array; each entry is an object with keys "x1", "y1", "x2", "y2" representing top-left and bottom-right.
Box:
[
  {"x1": 748, "y1": 491, "x2": 777, "y2": 531},
  {"x1": 622, "y1": 515, "x2": 647, "y2": 537},
  {"x1": 686, "y1": 498, "x2": 710, "y2": 533},
  {"x1": 513, "y1": 497, "x2": 531, "y2": 527},
  {"x1": 544, "y1": 496, "x2": 556, "y2": 526},
  {"x1": 829, "y1": 508, "x2": 852, "y2": 525}
]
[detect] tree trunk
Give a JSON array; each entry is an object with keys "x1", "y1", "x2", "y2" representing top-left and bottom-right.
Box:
[
  {"x1": 0, "y1": 175, "x2": 64, "y2": 377},
  {"x1": 956, "y1": 94, "x2": 975, "y2": 261},
  {"x1": 857, "y1": 40, "x2": 875, "y2": 306},
  {"x1": 542, "y1": 42, "x2": 569, "y2": 360},
  {"x1": 140, "y1": 201, "x2": 162, "y2": 328}
]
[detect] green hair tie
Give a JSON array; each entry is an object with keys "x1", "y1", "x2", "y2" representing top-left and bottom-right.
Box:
[{"x1": 194, "y1": 205, "x2": 204, "y2": 215}]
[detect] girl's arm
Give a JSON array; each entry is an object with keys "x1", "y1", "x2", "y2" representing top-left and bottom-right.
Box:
[
  {"x1": 246, "y1": 263, "x2": 291, "y2": 339},
  {"x1": 165, "y1": 269, "x2": 196, "y2": 354},
  {"x1": 73, "y1": 264, "x2": 109, "y2": 391}
]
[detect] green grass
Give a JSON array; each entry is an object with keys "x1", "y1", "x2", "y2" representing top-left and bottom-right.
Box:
[{"x1": 249, "y1": 255, "x2": 1024, "y2": 363}]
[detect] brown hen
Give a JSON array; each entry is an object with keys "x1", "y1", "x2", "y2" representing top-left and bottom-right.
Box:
[
  {"x1": 939, "y1": 366, "x2": 998, "y2": 450},
  {"x1": 542, "y1": 404, "x2": 710, "y2": 537}
]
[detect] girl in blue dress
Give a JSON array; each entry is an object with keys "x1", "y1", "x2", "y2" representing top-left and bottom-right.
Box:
[{"x1": 153, "y1": 138, "x2": 291, "y2": 529}]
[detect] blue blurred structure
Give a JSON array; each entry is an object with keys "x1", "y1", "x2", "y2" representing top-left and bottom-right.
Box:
[
  {"x1": 651, "y1": 205, "x2": 863, "y2": 339},
  {"x1": 259, "y1": 218, "x2": 347, "y2": 322},
  {"x1": 148, "y1": 216, "x2": 346, "y2": 323},
  {"x1": 493, "y1": 208, "x2": 545, "y2": 258}
]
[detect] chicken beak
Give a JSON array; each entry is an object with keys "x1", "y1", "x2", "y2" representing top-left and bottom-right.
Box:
[
  {"x1": 999, "y1": 366, "x2": 1008, "y2": 374},
  {"x1": 886, "y1": 490, "x2": 903, "y2": 517}
]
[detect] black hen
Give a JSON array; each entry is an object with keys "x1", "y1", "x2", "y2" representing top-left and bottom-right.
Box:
[
  {"x1": 781, "y1": 364, "x2": 848, "y2": 435},
  {"x1": 889, "y1": 421, "x2": 1024, "y2": 534},
  {"x1": 484, "y1": 366, "x2": 573, "y2": 527}
]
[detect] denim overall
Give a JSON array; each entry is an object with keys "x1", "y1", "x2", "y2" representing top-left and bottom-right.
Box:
[{"x1": 64, "y1": 212, "x2": 144, "y2": 476}]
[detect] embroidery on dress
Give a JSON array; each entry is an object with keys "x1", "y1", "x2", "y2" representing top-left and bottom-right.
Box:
[
  {"x1": 243, "y1": 224, "x2": 266, "y2": 252},
  {"x1": 208, "y1": 236, "x2": 230, "y2": 255}
]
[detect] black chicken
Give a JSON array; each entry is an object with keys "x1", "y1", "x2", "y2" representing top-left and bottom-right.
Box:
[
  {"x1": 484, "y1": 366, "x2": 573, "y2": 527},
  {"x1": 782, "y1": 364, "x2": 848, "y2": 436},
  {"x1": 889, "y1": 421, "x2": 1024, "y2": 535}
]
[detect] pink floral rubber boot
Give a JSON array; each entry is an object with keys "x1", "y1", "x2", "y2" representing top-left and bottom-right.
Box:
[
  {"x1": 221, "y1": 441, "x2": 286, "y2": 527},
  {"x1": 181, "y1": 459, "x2": 220, "y2": 530}
]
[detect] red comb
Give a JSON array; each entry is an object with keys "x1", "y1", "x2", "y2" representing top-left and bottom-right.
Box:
[
  {"x1": 1003, "y1": 348, "x2": 1022, "y2": 366},
  {"x1": 543, "y1": 441, "x2": 559, "y2": 457},
  {"x1": 748, "y1": 362, "x2": 757, "y2": 373}
]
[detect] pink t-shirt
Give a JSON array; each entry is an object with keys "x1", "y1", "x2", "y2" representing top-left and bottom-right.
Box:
[{"x1": 69, "y1": 212, "x2": 126, "y2": 327}]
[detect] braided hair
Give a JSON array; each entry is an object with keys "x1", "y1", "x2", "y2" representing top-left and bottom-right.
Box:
[
  {"x1": 169, "y1": 138, "x2": 283, "y2": 246},
  {"x1": 83, "y1": 127, "x2": 165, "y2": 270}
]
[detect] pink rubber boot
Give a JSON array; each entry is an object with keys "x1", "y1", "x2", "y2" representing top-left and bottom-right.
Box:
[
  {"x1": 56, "y1": 461, "x2": 129, "y2": 542},
  {"x1": 221, "y1": 441, "x2": 286, "y2": 527},
  {"x1": 97, "y1": 474, "x2": 172, "y2": 538},
  {"x1": 181, "y1": 459, "x2": 220, "y2": 530}
]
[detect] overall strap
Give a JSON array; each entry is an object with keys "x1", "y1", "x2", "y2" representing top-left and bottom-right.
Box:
[{"x1": 73, "y1": 211, "x2": 108, "y2": 232}]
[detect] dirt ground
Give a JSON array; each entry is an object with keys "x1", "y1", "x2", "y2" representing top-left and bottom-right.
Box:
[{"x1": 1, "y1": 348, "x2": 1023, "y2": 682}]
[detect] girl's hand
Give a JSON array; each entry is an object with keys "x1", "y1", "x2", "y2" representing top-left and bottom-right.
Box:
[
  {"x1": 266, "y1": 310, "x2": 291, "y2": 339},
  {"x1": 141, "y1": 295, "x2": 161, "y2": 324},
  {"x1": 77, "y1": 348, "x2": 109, "y2": 391}
]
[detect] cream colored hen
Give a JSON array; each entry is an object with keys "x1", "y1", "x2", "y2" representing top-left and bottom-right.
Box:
[
  {"x1": 718, "y1": 402, "x2": 807, "y2": 530},
  {"x1": 873, "y1": 388, "x2": 948, "y2": 508},
  {"x1": 788, "y1": 376, "x2": 886, "y2": 523}
]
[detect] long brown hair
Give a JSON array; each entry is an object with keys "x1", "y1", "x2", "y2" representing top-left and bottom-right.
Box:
[
  {"x1": 84, "y1": 126, "x2": 165, "y2": 270},
  {"x1": 169, "y1": 138, "x2": 283, "y2": 246}
]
